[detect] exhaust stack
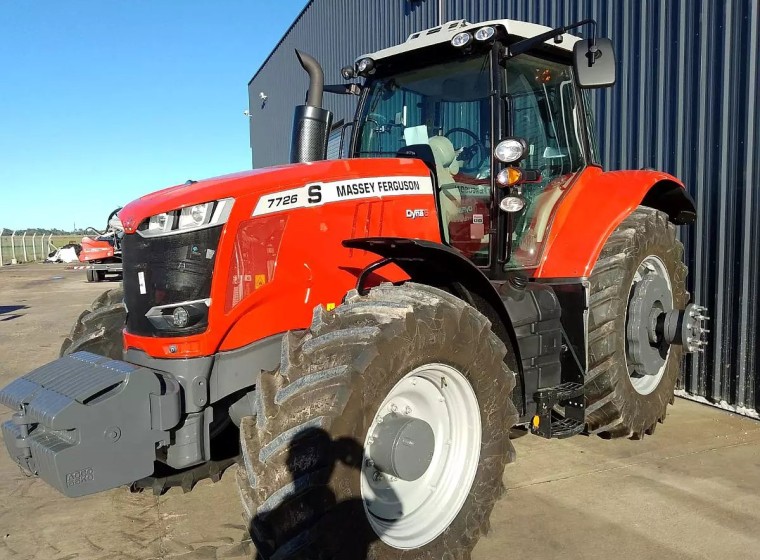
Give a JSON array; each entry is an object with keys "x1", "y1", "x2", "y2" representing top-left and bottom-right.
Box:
[{"x1": 290, "y1": 50, "x2": 333, "y2": 163}]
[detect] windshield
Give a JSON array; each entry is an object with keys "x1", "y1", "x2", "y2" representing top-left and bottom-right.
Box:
[{"x1": 355, "y1": 53, "x2": 493, "y2": 265}]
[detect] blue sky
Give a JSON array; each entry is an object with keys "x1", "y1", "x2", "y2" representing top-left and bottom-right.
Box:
[{"x1": 0, "y1": 1, "x2": 306, "y2": 231}]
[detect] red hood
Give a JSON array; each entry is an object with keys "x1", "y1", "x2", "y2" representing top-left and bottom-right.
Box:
[{"x1": 118, "y1": 158, "x2": 429, "y2": 233}]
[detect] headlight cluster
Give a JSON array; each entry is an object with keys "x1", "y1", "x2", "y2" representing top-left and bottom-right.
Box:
[
  {"x1": 139, "y1": 197, "x2": 234, "y2": 237},
  {"x1": 451, "y1": 26, "x2": 497, "y2": 48}
]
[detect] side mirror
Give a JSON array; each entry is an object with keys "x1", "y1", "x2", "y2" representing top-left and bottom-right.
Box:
[{"x1": 573, "y1": 37, "x2": 616, "y2": 88}]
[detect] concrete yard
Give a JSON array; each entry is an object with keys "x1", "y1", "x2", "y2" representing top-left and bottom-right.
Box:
[{"x1": 1, "y1": 264, "x2": 759, "y2": 560}]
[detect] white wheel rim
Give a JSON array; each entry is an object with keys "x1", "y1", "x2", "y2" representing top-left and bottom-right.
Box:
[
  {"x1": 625, "y1": 255, "x2": 672, "y2": 395},
  {"x1": 360, "y1": 363, "x2": 481, "y2": 549}
]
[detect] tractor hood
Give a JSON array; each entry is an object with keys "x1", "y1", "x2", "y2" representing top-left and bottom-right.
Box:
[{"x1": 119, "y1": 158, "x2": 431, "y2": 233}]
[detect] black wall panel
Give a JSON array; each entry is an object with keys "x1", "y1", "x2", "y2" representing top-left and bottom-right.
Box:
[{"x1": 248, "y1": 0, "x2": 760, "y2": 415}]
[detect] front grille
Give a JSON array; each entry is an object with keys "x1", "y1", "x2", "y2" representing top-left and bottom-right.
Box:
[{"x1": 122, "y1": 226, "x2": 222, "y2": 337}]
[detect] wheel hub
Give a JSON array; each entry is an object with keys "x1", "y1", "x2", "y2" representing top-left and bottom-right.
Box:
[
  {"x1": 625, "y1": 255, "x2": 710, "y2": 395},
  {"x1": 360, "y1": 363, "x2": 481, "y2": 549},
  {"x1": 368, "y1": 414, "x2": 435, "y2": 482},
  {"x1": 626, "y1": 271, "x2": 672, "y2": 376}
]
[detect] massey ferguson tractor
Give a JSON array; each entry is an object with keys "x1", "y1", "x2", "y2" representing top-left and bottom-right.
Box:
[{"x1": 1, "y1": 18, "x2": 708, "y2": 559}]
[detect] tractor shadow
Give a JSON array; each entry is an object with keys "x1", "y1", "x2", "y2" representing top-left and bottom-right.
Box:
[
  {"x1": 252, "y1": 427, "x2": 397, "y2": 560},
  {"x1": 0, "y1": 305, "x2": 28, "y2": 322}
]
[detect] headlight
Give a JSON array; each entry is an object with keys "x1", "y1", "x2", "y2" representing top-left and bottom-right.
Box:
[
  {"x1": 178, "y1": 203, "x2": 211, "y2": 229},
  {"x1": 356, "y1": 58, "x2": 375, "y2": 75},
  {"x1": 145, "y1": 299, "x2": 210, "y2": 332},
  {"x1": 474, "y1": 26, "x2": 496, "y2": 41},
  {"x1": 499, "y1": 195, "x2": 526, "y2": 213},
  {"x1": 147, "y1": 212, "x2": 173, "y2": 234},
  {"x1": 138, "y1": 197, "x2": 234, "y2": 237},
  {"x1": 451, "y1": 32, "x2": 472, "y2": 48},
  {"x1": 494, "y1": 138, "x2": 528, "y2": 163}
]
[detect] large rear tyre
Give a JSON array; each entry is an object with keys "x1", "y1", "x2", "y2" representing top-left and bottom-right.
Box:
[
  {"x1": 238, "y1": 283, "x2": 518, "y2": 560},
  {"x1": 586, "y1": 207, "x2": 688, "y2": 439}
]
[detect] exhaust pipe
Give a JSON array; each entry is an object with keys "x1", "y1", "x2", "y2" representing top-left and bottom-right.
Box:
[{"x1": 290, "y1": 50, "x2": 333, "y2": 164}]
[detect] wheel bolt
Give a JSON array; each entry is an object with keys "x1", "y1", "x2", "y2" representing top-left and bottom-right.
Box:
[
  {"x1": 373, "y1": 471, "x2": 383, "y2": 482},
  {"x1": 364, "y1": 458, "x2": 374, "y2": 468},
  {"x1": 404, "y1": 406, "x2": 412, "y2": 415},
  {"x1": 390, "y1": 404, "x2": 398, "y2": 413}
]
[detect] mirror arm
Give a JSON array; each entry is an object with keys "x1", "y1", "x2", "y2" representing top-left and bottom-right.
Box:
[
  {"x1": 508, "y1": 18, "x2": 598, "y2": 64},
  {"x1": 323, "y1": 83, "x2": 362, "y2": 96}
]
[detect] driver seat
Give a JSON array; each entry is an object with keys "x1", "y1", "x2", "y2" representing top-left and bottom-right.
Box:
[{"x1": 429, "y1": 136, "x2": 461, "y2": 242}]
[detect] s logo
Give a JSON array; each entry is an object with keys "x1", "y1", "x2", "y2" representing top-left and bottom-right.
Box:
[{"x1": 307, "y1": 184, "x2": 322, "y2": 204}]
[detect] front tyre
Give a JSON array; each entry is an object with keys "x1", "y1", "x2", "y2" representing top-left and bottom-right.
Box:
[
  {"x1": 238, "y1": 283, "x2": 518, "y2": 560},
  {"x1": 60, "y1": 287, "x2": 125, "y2": 358}
]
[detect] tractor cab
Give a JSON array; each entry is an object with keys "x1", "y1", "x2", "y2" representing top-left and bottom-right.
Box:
[{"x1": 346, "y1": 19, "x2": 610, "y2": 273}]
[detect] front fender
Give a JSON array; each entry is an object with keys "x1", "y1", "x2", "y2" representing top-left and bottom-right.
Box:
[
  {"x1": 342, "y1": 237, "x2": 516, "y2": 346},
  {"x1": 534, "y1": 167, "x2": 696, "y2": 278}
]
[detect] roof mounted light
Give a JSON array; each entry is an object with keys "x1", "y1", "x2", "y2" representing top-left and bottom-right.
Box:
[
  {"x1": 451, "y1": 32, "x2": 472, "y2": 48},
  {"x1": 341, "y1": 65, "x2": 356, "y2": 80},
  {"x1": 474, "y1": 26, "x2": 496, "y2": 41},
  {"x1": 356, "y1": 57, "x2": 375, "y2": 75},
  {"x1": 494, "y1": 137, "x2": 528, "y2": 163}
]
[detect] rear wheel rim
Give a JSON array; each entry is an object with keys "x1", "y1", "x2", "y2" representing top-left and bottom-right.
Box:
[
  {"x1": 360, "y1": 363, "x2": 481, "y2": 549},
  {"x1": 625, "y1": 255, "x2": 673, "y2": 395}
]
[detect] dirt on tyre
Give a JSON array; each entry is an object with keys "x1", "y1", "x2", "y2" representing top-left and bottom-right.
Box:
[
  {"x1": 59, "y1": 287, "x2": 126, "y2": 359},
  {"x1": 238, "y1": 283, "x2": 518, "y2": 560},
  {"x1": 586, "y1": 206, "x2": 688, "y2": 439}
]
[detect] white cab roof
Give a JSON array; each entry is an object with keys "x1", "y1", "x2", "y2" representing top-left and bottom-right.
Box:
[{"x1": 358, "y1": 19, "x2": 581, "y2": 63}]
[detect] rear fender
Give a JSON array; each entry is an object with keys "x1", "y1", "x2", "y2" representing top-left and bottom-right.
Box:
[{"x1": 534, "y1": 168, "x2": 696, "y2": 278}]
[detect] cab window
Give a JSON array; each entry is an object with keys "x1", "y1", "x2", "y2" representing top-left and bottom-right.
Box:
[{"x1": 504, "y1": 54, "x2": 586, "y2": 268}]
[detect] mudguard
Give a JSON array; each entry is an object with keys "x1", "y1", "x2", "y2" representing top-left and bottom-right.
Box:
[
  {"x1": 342, "y1": 237, "x2": 511, "y2": 337},
  {"x1": 534, "y1": 167, "x2": 696, "y2": 278}
]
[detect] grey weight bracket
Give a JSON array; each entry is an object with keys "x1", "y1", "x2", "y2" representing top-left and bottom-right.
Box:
[{"x1": 0, "y1": 351, "x2": 181, "y2": 497}]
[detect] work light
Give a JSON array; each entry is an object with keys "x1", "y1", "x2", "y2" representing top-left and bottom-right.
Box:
[
  {"x1": 474, "y1": 26, "x2": 495, "y2": 41},
  {"x1": 494, "y1": 138, "x2": 528, "y2": 163},
  {"x1": 451, "y1": 32, "x2": 472, "y2": 48}
]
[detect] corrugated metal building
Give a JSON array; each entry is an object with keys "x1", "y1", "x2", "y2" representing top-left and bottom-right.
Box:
[{"x1": 248, "y1": 0, "x2": 760, "y2": 416}]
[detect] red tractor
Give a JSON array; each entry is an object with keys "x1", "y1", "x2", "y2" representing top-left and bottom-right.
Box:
[
  {"x1": 77, "y1": 207, "x2": 124, "y2": 282},
  {"x1": 1, "y1": 18, "x2": 708, "y2": 559}
]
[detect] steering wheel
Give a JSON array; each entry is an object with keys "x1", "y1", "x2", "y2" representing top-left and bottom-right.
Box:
[{"x1": 445, "y1": 127, "x2": 487, "y2": 175}]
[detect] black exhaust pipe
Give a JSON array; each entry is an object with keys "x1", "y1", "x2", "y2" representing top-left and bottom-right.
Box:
[{"x1": 290, "y1": 50, "x2": 333, "y2": 163}]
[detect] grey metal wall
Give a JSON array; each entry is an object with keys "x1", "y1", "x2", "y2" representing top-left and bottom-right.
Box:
[{"x1": 248, "y1": 0, "x2": 760, "y2": 415}]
